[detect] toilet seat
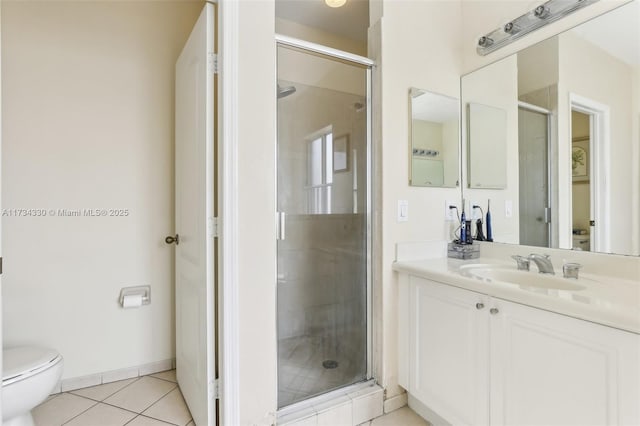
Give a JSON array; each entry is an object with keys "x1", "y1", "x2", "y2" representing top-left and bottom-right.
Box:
[{"x1": 3, "y1": 346, "x2": 62, "y2": 386}]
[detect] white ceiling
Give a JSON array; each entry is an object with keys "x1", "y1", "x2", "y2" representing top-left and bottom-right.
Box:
[
  {"x1": 275, "y1": 0, "x2": 369, "y2": 42},
  {"x1": 571, "y1": 0, "x2": 640, "y2": 66}
]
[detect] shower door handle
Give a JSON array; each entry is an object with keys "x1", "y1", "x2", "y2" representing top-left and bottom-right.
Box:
[{"x1": 277, "y1": 211, "x2": 286, "y2": 240}]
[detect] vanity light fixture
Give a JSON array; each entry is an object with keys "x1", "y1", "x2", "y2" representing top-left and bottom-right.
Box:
[
  {"x1": 325, "y1": 0, "x2": 347, "y2": 8},
  {"x1": 477, "y1": 0, "x2": 599, "y2": 56}
]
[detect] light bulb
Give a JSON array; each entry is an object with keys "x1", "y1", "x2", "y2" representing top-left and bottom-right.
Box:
[{"x1": 325, "y1": 0, "x2": 347, "y2": 8}]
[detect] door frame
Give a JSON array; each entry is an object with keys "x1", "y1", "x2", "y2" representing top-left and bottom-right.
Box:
[
  {"x1": 219, "y1": 0, "x2": 241, "y2": 425},
  {"x1": 568, "y1": 93, "x2": 611, "y2": 253}
]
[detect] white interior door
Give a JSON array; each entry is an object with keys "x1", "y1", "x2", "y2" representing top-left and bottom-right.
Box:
[{"x1": 175, "y1": 4, "x2": 215, "y2": 425}]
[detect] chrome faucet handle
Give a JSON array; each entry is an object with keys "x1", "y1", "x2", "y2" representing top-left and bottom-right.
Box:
[
  {"x1": 511, "y1": 255, "x2": 530, "y2": 271},
  {"x1": 563, "y1": 262, "x2": 582, "y2": 279}
]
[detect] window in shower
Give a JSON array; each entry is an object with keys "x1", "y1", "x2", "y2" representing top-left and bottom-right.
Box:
[
  {"x1": 276, "y1": 41, "x2": 371, "y2": 408},
  {"x1": 307, "y1": 127, "x2": 333, "y2": 214}
]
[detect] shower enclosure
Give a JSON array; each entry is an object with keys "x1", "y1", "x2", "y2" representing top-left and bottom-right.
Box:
[{"x1": 275, "y1": 37, "x2": 372, "y2": 408}]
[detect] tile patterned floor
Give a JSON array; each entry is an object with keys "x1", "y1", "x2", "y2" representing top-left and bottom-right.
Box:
[
  {"x1": 363, "y1": 407, "x2": 430, "y2": 426},
  {"x1": 33, "y1": 370, "x2": 194, "y2": 426}
]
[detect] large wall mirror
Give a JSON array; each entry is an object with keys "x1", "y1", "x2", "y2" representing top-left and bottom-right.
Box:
[
  {"x1": 461, "y1": 0, "x2": 640, "y2": 257},
  {"x1": 409, "y1": 88, "x2": 460, "y2": 187}
]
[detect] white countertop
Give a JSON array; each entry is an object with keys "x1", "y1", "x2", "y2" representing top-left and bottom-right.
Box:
[{"x1": 393, "y1": 257, "x2": 640, "y2": 334}]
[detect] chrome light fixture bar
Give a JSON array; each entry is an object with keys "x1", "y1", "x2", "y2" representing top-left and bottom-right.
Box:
[{"x1": 477, "y1": 0, "x2": 599, "y2": 56}]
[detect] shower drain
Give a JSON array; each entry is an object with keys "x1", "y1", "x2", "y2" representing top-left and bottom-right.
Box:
[{"x1": 322, "y1": 360, "x2": 339, "y2": 369}]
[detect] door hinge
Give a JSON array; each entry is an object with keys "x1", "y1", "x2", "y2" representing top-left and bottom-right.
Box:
[
  {"x1": 208, "y1": 52, "x2": 219, "y2": 75},
  {"x1": 208, "y1": 217, "x2": 220, "y2": 238},
  {"x1": 212, "y1": 378, "x2": 220, "y2": 400}
]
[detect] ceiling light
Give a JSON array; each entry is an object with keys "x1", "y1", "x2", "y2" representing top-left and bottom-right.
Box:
[{"x1": 325, "y1": 0, "x2": 347, "y2": 8}]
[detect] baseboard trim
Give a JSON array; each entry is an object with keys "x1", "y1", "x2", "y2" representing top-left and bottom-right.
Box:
[
  {"x1": 53, "y1": 358, "x2": 176, "y2": 394},
  {"x1": 383, "y1": 392, "x2": 408, "y2": 413}
]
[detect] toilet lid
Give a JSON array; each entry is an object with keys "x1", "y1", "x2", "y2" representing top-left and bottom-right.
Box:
[{"x1": 3, "y1": 346, "x2": 61, "y2": 383}]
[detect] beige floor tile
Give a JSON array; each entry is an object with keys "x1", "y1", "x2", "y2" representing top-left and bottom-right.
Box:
[
  {"x1": 44, "y1": 394, "x2": 61, "y2": 404},
  {"x1": 64, "y1": 403, "x2": 136, "y2": 426},
  {"x1": 33, "y1": 393, "x2": 96, "y2": 426},
  {"x1": 142, "y1": 388, "x2": 192, "y2": 425},
  {"x1": 70, "y1": 378, "x2": 138, "y2": 401},
  {"x1": 126, "y1": 416, "x2": 175, "y2": 426},
  {"x1": 150, "y1": 369, "x2": 177, "y2": 383},
  {"x1": 104, "y1": 376, "x2": 176, "y2": 413},
  {"x1": 371, "y1": 407, "x2": 429, "y2": 426}
]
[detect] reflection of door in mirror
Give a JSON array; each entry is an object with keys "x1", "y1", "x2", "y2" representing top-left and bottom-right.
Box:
[
  {"x1": 571, "y1": 110, "x2": 592, "y2": 251},
  {"x1": 518, "y1": 106, "x2": 550, "y2": 248}
]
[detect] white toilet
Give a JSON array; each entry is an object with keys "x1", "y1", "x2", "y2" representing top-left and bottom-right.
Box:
[{"x1": 2, "y1": 346, "x2": 64, "y2": 426}]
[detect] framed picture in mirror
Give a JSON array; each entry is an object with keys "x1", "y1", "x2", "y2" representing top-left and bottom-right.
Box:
[
  {"x1": 572, "y1": 141, "x2": 589, "y2": 182},
  {"x1": 333, "y1": 134, "x2": 349, "y2": 173}
]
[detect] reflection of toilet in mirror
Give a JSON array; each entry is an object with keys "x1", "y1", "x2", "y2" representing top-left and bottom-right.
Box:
[
  {"x1": 572, "y1": 233, "x2": 590, "y2": 251},
  {"x1": 2, "y1": 346, "x2": 64, "y2": 426}
]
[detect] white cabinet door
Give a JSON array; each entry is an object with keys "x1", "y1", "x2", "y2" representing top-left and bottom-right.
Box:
[
  {"x1": 409, "y1": 277, "x2": 491, "y2": 426},
  {"x1": 490, "y1": 298, "x2": 640, "y2": 426}
]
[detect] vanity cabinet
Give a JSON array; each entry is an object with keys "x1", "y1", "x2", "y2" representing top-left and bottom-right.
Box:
[{"x1": 398, "y1": 275, "x2": 640, "y2": 426}]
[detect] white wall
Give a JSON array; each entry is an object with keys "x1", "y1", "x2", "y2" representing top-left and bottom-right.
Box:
[
  {"x1": 634, "y1": 66, "x2": 640, "y2": 254},
  {"x1": 517, "y1": 37, "x2": 559, "y2": 97},
  {"x1": 1, "y1": 1, "x2": 203, "y2": 380},
  {"x1": 373, "y1": 0, "x2": 463, "y2": 401},
  {"x1": 235, "y1": 1, "x2": 278, "y2": 424}
]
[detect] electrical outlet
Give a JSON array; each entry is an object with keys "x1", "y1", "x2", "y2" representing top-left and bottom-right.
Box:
[
  {"x1": 505, "y1": 200, "x2": 513, "y2": 218},
  {"x1": 445, "y1": 200, "x2": 457, "y2": 221}
]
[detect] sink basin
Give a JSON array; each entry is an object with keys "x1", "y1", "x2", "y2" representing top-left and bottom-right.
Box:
[{"x1": 460, "y1": 265, "x2": 587, "y2": 291}]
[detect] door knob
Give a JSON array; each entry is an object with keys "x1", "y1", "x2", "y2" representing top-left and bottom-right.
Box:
[{"x1": 165, "y1": 234, "x2": 180, "y2": 245}]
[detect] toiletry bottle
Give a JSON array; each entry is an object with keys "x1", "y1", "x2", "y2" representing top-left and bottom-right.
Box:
[
  {"x1": 472, "y1": 205, "x2": 485, "y2": 241},
  {"x1": 460, "y1": 200, "x2": 467, "y2": 244},
  {"x1": 486, "y1": 199, "x2": 493, "y2": 242}
]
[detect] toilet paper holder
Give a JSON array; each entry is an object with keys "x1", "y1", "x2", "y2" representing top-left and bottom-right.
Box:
[{"x1": 119, "y1": 285, "x2": 151, "y2": 308}]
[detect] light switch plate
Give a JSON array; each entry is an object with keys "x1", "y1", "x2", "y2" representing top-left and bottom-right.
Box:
[
  {"x1": 505, "y1": 200, "x2": 513, "y2": 218},
  {"x1": 398, "y1": 200, "x2": 409, "y2": 222}
]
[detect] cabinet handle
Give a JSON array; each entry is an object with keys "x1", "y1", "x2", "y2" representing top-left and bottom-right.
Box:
[
  {"x1": 476, "y1": 303, "x2": 485, "y2": 310},
  {"x1": 490, "y1": 308, "x2": 499, "y2": 315}
]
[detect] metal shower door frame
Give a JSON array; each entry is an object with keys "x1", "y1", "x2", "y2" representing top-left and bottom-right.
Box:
[{"x1": 274, "y1": 33, "x2": 375, "y2": 385}]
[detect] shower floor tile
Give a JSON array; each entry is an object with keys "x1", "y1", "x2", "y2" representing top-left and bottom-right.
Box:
[{"x1": 279, "y1": 334, "x2": 365, "y2": 407}]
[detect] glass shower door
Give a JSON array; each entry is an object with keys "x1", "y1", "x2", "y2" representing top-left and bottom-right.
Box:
[{"x1": 276, "y1": 43, "x2": 370, "y2": 408}]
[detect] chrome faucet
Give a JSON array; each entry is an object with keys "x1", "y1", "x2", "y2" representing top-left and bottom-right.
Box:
[
  {"x1": 528, "y1": 253, "x2": 555, "y2": 275},
  {"x1": 511, "y1": 255, "x2": 530, "y2": 271}
]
